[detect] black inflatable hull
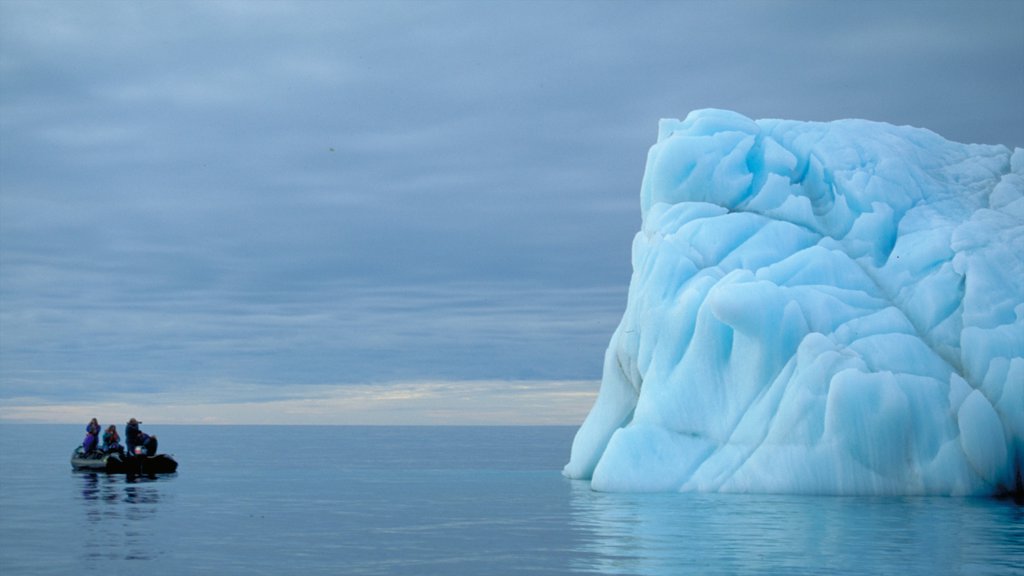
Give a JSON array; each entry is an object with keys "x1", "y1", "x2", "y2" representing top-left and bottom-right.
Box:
[{"x1": 71, "y1": 448, "x2": 178, "y2": 474}]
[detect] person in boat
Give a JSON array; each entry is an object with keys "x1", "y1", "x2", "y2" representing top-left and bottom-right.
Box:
[
  {"x1": 125, "y1": 418, "x2": 158, "y2": 456},
  {"x1": 101, "y1": 424, "x2": 123, "y2": 455},
  {"x1": 82, "y1": 418, "x2": 100, "y2": 454}
]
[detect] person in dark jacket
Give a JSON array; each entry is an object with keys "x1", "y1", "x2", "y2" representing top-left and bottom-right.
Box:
[
  {"x1": 83, "y1": 418, "x2": 100, "y2": 453},
  {"x1": 125, "y1": 418, "x2": 158, "y2": 456}
]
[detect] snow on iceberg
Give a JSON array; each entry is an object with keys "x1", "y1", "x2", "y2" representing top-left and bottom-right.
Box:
[{"x1": 565, "y1": 109, "x2": 1023, "y2": 495}]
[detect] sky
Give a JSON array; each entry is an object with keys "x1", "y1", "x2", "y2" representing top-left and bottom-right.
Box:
[{"x1": 1, "y1": 0, "x2": 1022, "y2": 425}]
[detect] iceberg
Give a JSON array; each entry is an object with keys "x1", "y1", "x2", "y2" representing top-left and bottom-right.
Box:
[{"x1": 565, "y1": 109, "x2": 1023, "y2": 495}]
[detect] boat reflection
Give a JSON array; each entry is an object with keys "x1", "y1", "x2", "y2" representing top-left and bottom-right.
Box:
[{"x1": 76, "y1": 472, "x2": 167, "y2": 562}]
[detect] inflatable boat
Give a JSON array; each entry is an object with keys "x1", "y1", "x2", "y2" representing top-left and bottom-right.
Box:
[{"x1": 70, "y1": 446, "x2": 178, "y2": 474}]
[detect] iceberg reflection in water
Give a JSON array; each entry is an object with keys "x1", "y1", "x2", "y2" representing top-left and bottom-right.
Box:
[{"x1": 567, "y1": 481, "x2": 1023, "y2": 575}]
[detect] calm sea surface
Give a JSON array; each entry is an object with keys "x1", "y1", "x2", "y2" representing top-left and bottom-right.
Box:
[{"x1": 0, "y1": 424, "x2": 1020, "y2": 575}]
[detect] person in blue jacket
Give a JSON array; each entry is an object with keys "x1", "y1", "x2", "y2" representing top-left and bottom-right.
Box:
[{"x1": 82, "y1": 418, "x2": 100, "y2": 453}]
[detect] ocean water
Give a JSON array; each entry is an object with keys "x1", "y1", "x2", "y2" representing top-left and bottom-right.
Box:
[{"x1": 0, "y1": 425, "x2": 1020, "y2": 575}]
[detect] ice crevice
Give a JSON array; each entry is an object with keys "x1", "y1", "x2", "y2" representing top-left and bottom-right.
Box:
[{"x1": 564, "y1": 109, "x2": 1023, "y2": 495}]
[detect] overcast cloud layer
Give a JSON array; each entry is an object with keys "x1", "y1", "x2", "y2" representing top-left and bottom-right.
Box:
[{"x1": 1, "y1": 0, "x2": 1022, "y2": 423}]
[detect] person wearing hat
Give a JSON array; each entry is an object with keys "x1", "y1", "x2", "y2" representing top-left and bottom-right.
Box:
[{"x1": 125, "y1": 418, "x2": 158, "y2": 456}]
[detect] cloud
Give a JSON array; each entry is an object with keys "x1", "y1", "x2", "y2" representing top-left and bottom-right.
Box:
[
  {"x1": 1, "y1": 0, "x2": 1021, "y2": 423},
  {"x1": 0, "y1": 279, "x2": 623, "y2": 398},
  {"x1": 0, "y1": 379, "x2": 599, "y2": 425}
]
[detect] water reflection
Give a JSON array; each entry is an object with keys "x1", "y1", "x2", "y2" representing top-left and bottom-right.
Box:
[
  {"x1": 567, "y1": 481, "x2": 1024, "y2": 576},
  {"x1": 75, "y1": 472, "x2": 169, "y2": 562}
]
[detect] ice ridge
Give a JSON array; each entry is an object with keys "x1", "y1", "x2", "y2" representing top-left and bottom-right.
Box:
[{"x1": 565, "y1": 109, "x2": 1023, "y2": 495}]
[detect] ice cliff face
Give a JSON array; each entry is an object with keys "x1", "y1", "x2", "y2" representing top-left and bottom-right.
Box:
[{"x1": 565, "y1": 109, "x2": 1023, "y2": 495}]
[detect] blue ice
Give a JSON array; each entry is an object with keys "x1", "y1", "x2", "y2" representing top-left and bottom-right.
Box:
[{"x1": 565, "y1": 109, "x2": 1023, "y2": 495}]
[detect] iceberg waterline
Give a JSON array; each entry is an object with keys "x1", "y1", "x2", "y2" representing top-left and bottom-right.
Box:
[{"x1": 564, "y1": 109, "x2": 1023, "y2": 495}]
